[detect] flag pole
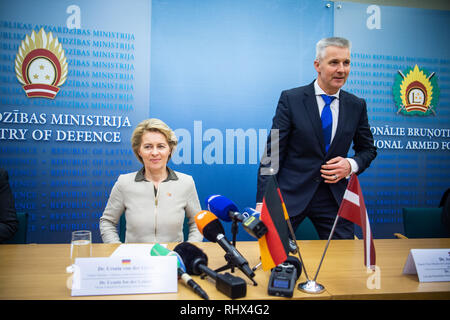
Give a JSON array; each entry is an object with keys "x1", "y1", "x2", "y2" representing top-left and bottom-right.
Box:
[
  {"x1": 313, "y1": 215, "x2": 339, "y2": 282},
  {"x1": 297, "y1": 213, "x2": 340, "y2": 294},
  {"x1": 285, "y1": 218, "x2": 311, "y2": 281},
  {"x1": 268, "y1": 172, "x2": 311, "y2": 281}
]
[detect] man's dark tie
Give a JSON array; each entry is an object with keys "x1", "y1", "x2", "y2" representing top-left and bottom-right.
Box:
[{"x1": 321, "y1": 94, "x2": 336, "y2": 153}]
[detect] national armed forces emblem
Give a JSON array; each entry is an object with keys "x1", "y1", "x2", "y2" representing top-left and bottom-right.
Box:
[
  {"x1": 393, "y1": 64, "x2": 439, "y2": 116},
  {"x1": 15, "y1": 28, "x2": 68, "y2": 99}
]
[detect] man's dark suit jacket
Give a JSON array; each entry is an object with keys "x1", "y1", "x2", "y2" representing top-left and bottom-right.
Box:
[
  {"x1": 257, "y1": 81, "x2": 377, "y2": 217},
  {"x1": 0, "y1": 168, "x2": 18, "y2": 243}
]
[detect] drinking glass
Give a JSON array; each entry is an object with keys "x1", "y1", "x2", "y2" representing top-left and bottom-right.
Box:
[{"x1": 70, "y1": 230, "x2": 92, "y2": 265}]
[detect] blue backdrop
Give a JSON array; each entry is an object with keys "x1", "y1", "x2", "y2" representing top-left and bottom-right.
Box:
[
  {"x1": 334, "y1": 2, "x2": 450, "y2": 237},
  {"x1": 150, "y1": 0, "x2": 333, "y2": 240},
  {"x1": 0, "y1": 0, "x2": 448, "y2": 243},
  {"x1": 0, "y1": 0, "x2": 151, "y2": 243}
]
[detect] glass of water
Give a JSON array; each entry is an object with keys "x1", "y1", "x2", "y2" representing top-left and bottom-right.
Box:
[{"x1": 70, "y1": 230, "x2": 92, "y2": 265}]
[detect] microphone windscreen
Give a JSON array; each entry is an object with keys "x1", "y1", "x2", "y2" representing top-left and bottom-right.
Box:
[
  {"x1": 150, "y1": 243, "x2": 186, "y2": 272},
  {"x1": 195, "y1": 210, "x2": 225, "y2": 242},
  {"x1": 205, "y1": 195, "x2": 239, "y2": 222},
  {"x1": 150, "y1": 243, "x2": 171, "y2": 256},
  {"x1": 173, "y1": 242, "x2": 208, "y2": 275}
]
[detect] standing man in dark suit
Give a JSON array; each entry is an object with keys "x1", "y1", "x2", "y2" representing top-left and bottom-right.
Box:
[
  {"x1": 0, "y1": 168, "x2": 18, "y2": 243},
  {"x1": 256, "y1": 37, "x2": 377, "y2": 239}
]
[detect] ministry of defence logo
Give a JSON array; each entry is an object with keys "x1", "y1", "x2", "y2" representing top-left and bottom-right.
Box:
[
  {"x1": 393, "y1": 64, "x2": 439, "y2": 116},
  {"x1": 15, "y1": 28, "x2": 68, "y2": 99}
]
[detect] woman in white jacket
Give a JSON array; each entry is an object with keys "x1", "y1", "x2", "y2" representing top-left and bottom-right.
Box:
[{"x1": 99, "y1": 118, "x2": 203, "y2": 243}]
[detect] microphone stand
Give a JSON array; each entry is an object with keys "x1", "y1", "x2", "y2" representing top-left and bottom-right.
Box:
[
  {"x1": 215, "y1": 216, "x2": 239, "y2": 274},
  {"x1": 231, "y1": 217, "x2": 239, "y2": 272},
  {"x1": 211, "y1": 253, "x2": 258, "y2": 286},
  {"x1": 213, "y1": 219, "x2": 258, "y2": 286}
]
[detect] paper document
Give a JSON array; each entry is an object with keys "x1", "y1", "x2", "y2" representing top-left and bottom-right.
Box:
[
  {"x1": 403, "y1": 248, "x2": 450, "y2": 282},
  {"x1": 71, "y1": 256, "x2": 178, "y2": 296}
]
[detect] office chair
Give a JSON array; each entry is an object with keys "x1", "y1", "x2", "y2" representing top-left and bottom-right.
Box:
[
  {"x1": 295, "y1": 216, "x2": 320, "y2": 240},
  {"x1": 119, "y1": 214, "x2": 126, "y2": 243},
  {"x1": 394, "y1": 207, "x2": 449, "y2": 239},
  {"x1": 4, "y1": 212, "x2": 28, "y2": 244}
]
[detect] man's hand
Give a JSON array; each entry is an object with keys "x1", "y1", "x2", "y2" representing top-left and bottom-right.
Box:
[
  {"x1": 255, "y1": 203, "x2": 263, "y2": 213},
  {"x1": 320, "y1": 156, "x2": 351, "y2": 183}
]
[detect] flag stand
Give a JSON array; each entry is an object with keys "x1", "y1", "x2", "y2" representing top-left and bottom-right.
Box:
[
  {"x1": 297, "y1": 175, "x2": 376, "y2": 293},
  {"x1": 297, "y1": 214, "x2": 340, "y2": 294}
]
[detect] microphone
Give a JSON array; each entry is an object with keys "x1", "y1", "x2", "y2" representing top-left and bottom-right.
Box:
[
  {"x1": 242, "y1": 206, "x2": 261, "y2": 218},
  {"x1": 150, "y1": 243, "x2": 187, "y2": 271},
  {"x1": 205, "y1": 195, "x2": 241, "y2": 221},
  {"x1": 241, "y1": 207, "x2": 268, "y2": 239},
  {"x1": 150, "y1": 243, "x2": 209, "y2": 300},
  {"x1": 242, "y1": 207, "x2": 296, "y2": 253},
  {"x1": 173, "y1": 242, "x2": 246, "y2": 299},
  {"x1": 194, "y1": 210, "x2": 256, "y2": 284},
  {"x1": 206, "y1": 195, "x2": 268, "y2": 239}
]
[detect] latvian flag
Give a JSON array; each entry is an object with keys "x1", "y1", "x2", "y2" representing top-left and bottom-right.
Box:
[
  {"x1": 258, "y1": 175, "x2": 291, "y2": 271},
  {"x1": 338, "y1": 175, "x2": 376, "y2": 269}
]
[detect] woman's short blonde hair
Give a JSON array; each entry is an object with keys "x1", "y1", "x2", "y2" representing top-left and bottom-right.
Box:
[{"x1": 131, "y1": 118, "x2": 178, "y2": 164}]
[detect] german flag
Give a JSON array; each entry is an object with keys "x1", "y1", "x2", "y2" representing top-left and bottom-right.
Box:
[{"x1": 258, "y1": 175, "x2": 291, "y2": 271}]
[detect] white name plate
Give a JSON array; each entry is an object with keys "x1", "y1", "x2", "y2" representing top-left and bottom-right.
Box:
[
  {"x1": 71, "y1": 256, "x2": 178, "y2": 296},
  {"x1": 403, "y1": 248, "x2": 450, "y2": 282}
]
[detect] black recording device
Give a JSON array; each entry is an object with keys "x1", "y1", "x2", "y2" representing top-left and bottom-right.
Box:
[
  {"x1": 241, "y1": 207, "x2": 268, "y2": 239},
  {"x1": 268, "y1": 256, "x2": 302, "y2": 298}
]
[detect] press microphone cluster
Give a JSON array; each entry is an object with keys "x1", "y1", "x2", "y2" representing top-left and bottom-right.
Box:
[
  {"x1": 194, "y1": 210, "x2": 257, "y2": 285},
  {"x1": 204, "y1": 195, "x2": 299, "y2": 275},
  {"x1": 150, "y1": 243, "x2": 209, "y2": 300},
  {"x1": 174, "y1": 242, "x2": 246, "y2": 299},
  {"x1": 206, "y1": 195, "x2": 268, "y2": 239}
]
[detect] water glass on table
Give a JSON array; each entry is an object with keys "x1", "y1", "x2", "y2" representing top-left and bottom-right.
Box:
[{"x1": 67, "y1": 230, "x2": 92, "y2": 272}]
